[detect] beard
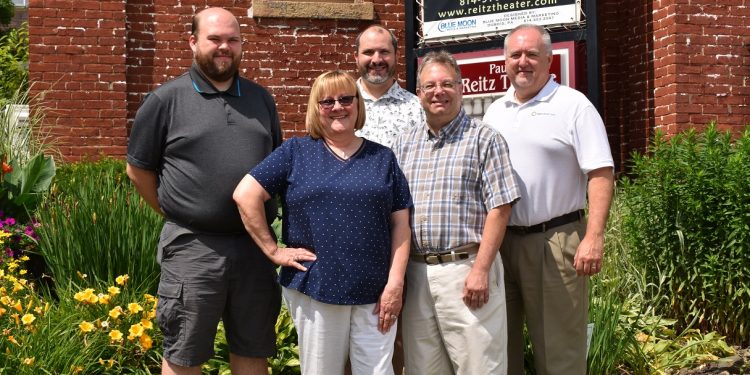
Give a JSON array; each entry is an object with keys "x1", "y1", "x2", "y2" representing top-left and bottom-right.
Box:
[
  {"x1": 194, "y1": 48, "x2": 241, "y2": 83},
  {"x1": 360, "y1": 62, "x2": 395, "y2": 85}
]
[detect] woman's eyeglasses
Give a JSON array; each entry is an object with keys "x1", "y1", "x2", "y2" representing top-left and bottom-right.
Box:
[{"x1": 318, "y1": 95, "x2": 357, "y2": 109}]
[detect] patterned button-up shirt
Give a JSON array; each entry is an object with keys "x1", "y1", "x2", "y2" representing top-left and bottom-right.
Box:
[
  {"x1": 392, "y1": 109, "x2": 520, "y2": 254},
  {"x1": 355, "y1": 79, "x2": 425, "y2": 148}
]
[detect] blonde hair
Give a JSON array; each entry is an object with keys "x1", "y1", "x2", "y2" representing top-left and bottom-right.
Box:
[{"x1": 305, "y1": 71, "x2": 366, "y2": 139}]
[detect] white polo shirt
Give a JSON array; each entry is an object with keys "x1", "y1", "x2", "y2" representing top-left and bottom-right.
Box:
[{"x1": 483, "y1": 77, "x2": 614, "y2": 227}]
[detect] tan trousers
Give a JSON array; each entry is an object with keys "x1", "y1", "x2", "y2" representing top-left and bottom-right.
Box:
[
  {"x1": 501, "y1": 220, "x2": 589, "y2": 375},
  {"x1": 402, "y1": 255, "x2": 507, "y2": 375},
  {"x1": 283, "y1": 287, "x2": 396, "y2": 375}
]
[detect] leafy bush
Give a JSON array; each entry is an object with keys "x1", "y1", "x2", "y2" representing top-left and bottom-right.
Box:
[
  {"x1": 0, "y1": 24, "x2": 28, "y2": 104},
  {"x1": 0, "y1": 250, "x2": 162, "y2": 374},
  {"x1": 1, "y1": 86, "x2": 56, "y2": 221},
  {"x1": 620, "y1": 124, "x2": 750, "y2": 345},
  {"x1": 35, "y1": 158, "x2": 163, "y2": 294}
]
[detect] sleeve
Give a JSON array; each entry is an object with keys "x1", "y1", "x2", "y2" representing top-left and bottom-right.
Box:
[
  {"x1": 261, "y1": 88, "x2": 283, "y2": 150},
  {"x1": 126, "y1": 92, "x2": 168, "y2": 170},
  {"x1": 250, "y1": 138, "x2": 296, "y2": 196},
  {"x1": 390, "y1": 151, "x2": 413, "y2": 212},
  {"x1": 481, "y1": 130, "x2": 521, "y2": 210},
  {"x1": 571, "y1": 104, "x2": 614, "y2": 174}
]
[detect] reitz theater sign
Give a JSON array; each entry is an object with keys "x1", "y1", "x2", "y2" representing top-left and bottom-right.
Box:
[
  {"x1": 455, "y1": 41, "x2": 577, "y2": 98},
  {"x1": 423, "y1": 0, "x2": 581, "y2": 41}
]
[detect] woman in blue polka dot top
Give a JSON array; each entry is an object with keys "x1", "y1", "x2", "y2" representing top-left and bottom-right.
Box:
[{"x1": 233, "y1": 70, "x2": 413, "y2": 375}]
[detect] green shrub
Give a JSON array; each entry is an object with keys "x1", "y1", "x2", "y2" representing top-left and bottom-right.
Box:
[
  {"x1": 1, "y1": 86, "x2": 57, "y2": 221},
  {"x1": 0, "y1": 252, "x2": 162, "y2": 374},
  {"x1": 620, "y1": 124, "x2": 750, "y2": 345},
  {"x1": 0, "y1": 24, "x2": 28, "y2": 103},
  {"x1": 35, "y1": 158, "x2": 163, "y2": 294}
]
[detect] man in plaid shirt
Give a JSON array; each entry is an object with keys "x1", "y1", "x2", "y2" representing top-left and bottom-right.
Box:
[{"x1": 392, "y1": 50, "x2": 520, "y2": 375}]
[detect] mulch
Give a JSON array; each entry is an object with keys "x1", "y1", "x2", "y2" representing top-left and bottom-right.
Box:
[{"x1": 669, "y1": 347, "x2": 750, "y2": 375}]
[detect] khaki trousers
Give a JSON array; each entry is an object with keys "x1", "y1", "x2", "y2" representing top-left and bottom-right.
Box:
[
  {"x1": 502, "y1": 220, "x2": 589, "y2": 375},
  {"x1": 283, "y1": 287, "x2": 396, "y2": 375},
  {"x1": 402, "y1": 255, "x2": 507, "y2": 375}
]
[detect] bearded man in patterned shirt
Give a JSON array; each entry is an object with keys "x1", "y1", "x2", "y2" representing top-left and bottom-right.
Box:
[
  {"x1": 354, "y1": 25, "x2": 425, "y2": 148},
  {"x1": 351, "y1": 24, "x2": 425, "y2": 375}
]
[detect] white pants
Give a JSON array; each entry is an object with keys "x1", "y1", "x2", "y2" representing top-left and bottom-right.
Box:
[
  {"x1": 402, "y1": 255, "x2": 508, "y2": 375},
  {"x1": 283, "y1": 287, "x2": 396, "y2": 375}
]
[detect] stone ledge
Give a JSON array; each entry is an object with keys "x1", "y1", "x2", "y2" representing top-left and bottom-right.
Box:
[{"x1": 251, "y1": 0, "x2": 374, "y2": 20}]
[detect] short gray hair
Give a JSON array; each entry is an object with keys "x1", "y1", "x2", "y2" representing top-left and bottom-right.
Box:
[
  {"x1": 504, "y1": 24, "x2": 552, "y2": 56},
  {"x1": 417, "y1": 50, "x2": 462, "y2": 86}
]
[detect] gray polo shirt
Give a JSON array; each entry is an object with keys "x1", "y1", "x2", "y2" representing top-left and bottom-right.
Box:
[{"x1": 127, "y1": 65, "x2": 281, "y2": 233}]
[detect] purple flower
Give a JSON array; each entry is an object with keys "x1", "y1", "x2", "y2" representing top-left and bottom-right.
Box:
[{"x1": 4, "y1": 218, "x2": 15, "y2": 226}]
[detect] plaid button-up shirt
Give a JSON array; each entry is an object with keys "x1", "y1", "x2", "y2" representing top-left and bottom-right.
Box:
[{"x1": 392, "y1": 109, "x2": 520, "y2": 254}]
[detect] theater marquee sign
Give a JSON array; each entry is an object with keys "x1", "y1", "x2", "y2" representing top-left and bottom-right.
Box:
[
  {"x1": 455, "y1": 41, "x2": 576, "y2": 98},
  {"x1": 422, "y1": 0, "x2": 581, "y2": 41}
]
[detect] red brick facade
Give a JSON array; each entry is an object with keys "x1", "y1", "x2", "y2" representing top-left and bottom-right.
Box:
[
  {"x1": 599, "y1": 0, "x2": 750, "y2": 168},
  {"x1": 28, "y1": 0, "x2": 750, "y2": 168}
]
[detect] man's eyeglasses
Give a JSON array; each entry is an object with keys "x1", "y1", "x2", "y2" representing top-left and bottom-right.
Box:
[
  {"x1": 318, "y1": 95, "x2": 357, "y2": 109},
  {"x1": 419, "y1": 80, "x2": 462, "y2": 93}
]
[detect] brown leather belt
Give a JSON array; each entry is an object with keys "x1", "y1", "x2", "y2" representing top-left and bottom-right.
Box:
[
  {"x1": 507, "y1": 210, "x2": 585, "y2": 234},
  {"x1": 410, "y1": 243, "x2": 480, "y2": 265}
]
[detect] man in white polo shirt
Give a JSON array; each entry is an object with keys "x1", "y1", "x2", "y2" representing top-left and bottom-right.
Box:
[{"x1": 483, "y1": 24, "x2": 614, "y2": 375}]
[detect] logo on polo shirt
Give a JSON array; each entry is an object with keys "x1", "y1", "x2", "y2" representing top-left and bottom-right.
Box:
[{"x1": 531, "y1": 111, "x2": 555, "y2": 117}]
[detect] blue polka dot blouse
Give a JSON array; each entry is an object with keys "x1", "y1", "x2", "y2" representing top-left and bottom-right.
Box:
[{"x1": 250, "y1": 136, "x2": 413, "y2": 305}]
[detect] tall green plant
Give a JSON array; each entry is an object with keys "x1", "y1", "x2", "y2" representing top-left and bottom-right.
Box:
[
  {"x1": 35, "y1": 158, "x2": 163, "y2": 294},
  {"x1": 1, "y1": 85, "x2": 56, "y2": 221},
  {"x1": 620, "y1": 124, "x2": 750, "y2": 345},
  {"x1": 0, "y1": 23, "x2": 28, "y2": 102}
]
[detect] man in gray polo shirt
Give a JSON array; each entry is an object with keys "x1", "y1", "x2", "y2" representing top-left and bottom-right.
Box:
[{"x1": 126, "y1": 7, "x2": 281, "y2": 375}]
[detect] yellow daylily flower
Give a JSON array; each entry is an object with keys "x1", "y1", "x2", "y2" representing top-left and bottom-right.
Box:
[
  {"x1": 22, "y1": 357, "x2": 34, "y2": 365},
  {"x1": 128, "y1": 323, "x2": 144, "y2": 338},
  {"x1": 109, "y1": 306, "x2": 123, "y2": 319},
  {"x1": 108, "y1": 286, "x2": 120, "y2": 296},
  {"x1": 127, "y1": 303, "x2": 143, "y2": 314},
  {"x1": 79, "y1": 321, "x2": 95, "y2": 333},
  {"x1": 140, "y1": 319, "x2": 154, "y2": 330},
  {"x1": 109, "y1": 329, "x2": 123, "y2": 342},
  {"x1": 97, "y1": 294, "x2": 110, "y2": 305},
  {"x1": 139, "y1": 333, "x2": 153, "y2": 350},
  {"x1": 98, "y1": 358, "x2": 115, "y2": 368},
  {"x1": 21, "y1": 314, "x2": 35, "y2": 325},
  {"x1": 115, "y1": 275, "x2": 129, "y2": 286}
]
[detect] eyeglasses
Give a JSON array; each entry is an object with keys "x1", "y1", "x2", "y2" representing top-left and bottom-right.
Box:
[
  {"x1": 318, "y1": 95, "x2": 357, "y2": 109},
  {"x1": 419, "y1": 80, "x2": 462, "y2": 93}
]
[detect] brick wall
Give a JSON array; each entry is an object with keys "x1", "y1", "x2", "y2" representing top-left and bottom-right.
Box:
[
  {"x1": 600, "y1": 0, "x2": 750, "y2": 170},
  {"x1": 28, "y1": 0, "x2": 750, "y2": 164},
  {"x1": 28, "y1": 0, "x2": 128, "y2": 161},
  {"x1": 30, "y1": 0, "x2": 410, "y2": 161}
]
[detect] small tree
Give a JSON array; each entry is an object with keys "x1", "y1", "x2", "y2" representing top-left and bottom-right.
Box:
[{"x1": 0, "y1": 0, "x2": 13, "y2": 26}]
